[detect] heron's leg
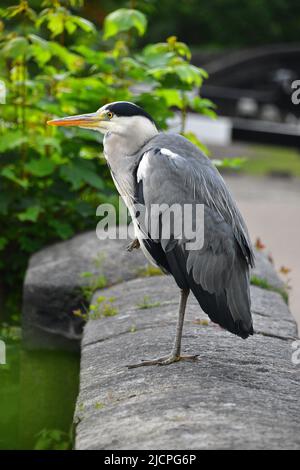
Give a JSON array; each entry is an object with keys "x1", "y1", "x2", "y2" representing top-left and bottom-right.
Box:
[
  {"x1": 126, "y1": 238, "x2": 140, "y2": 252},
  {"x1": 127, "y1": 288, "x2": 198, "y2": 368},
  {"x1": 171, "y1": 287, "x2": 189, "y2": 356}
]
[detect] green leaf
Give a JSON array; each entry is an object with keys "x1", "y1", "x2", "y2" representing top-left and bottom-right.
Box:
[
  {"x1": 48, "y1": 220, "x2": 74, "y2": 239},
  {"x1": 73, "y1": 45, "x2": 111, "y2": 69},
  {"x1": 25, "y1": 159, "x2": 56, "y2": 177},
  {"x1": 120, "y1": 57, "x2": 147, "y2": 80},
  {"x1": 37, "y1": 12, "x2": 65, "y2": 37},
  {"x1": 60, "y1": 159, "x2": 104, "y2": 190},
  {"x1": 33, "y1": 137, "x2": 62, "y2": 155},
  {"x1": 103, "y1": 9, "x2": 147, "y2": 39},
  {"x1": 188, "y1": 96, "x2": 216, "y2": 119},
  {"x1": 173, "y1": 64, "x2": 204, "y2": 86},
  {"x1": 183, "y1": 132, "x2": 210, "y2": 156},
  {"x1": 79, "y1": 146, "x2": 100, "y2": 160},
  {"x1": 174, "y1": 42, "x2": 191, "y2": 61},
  {"x1": 0, "y1": 237, "x2": 8, "y2": 250},
  {"x1": 0, "y1": 192, "x2": 10, "y2": 215},
  {"x1": 29, "y1": 34, "x2": 52, "y2": 65},
  {"x1": 213, "y1": 158, "x2": 247, "y2": 169},
  {"x1": 17, "y1": 206, "x2": 41, "y2": 222},
  {"x1": 155, "y1": 89, "x2": 182, "y2": 108},
  {"x1": 72, "y1": 16, "x2": 95, "y2": 33},
  {"x1": 3, "y1": 37, "x2": 30, "y2": 59},
  {"x1": 0, "y1": 131, "x2": 27, "y2": 152},
  {"x1": 65, "y1": 19, "x2": 77, "y2": 35},
  {"x1": 48, "y1": 42, "x2": 84, "y2": 71},
  {"x1": 1, "y1": 166, "x2": 29, "y2": 189},
  {"x1": 48, "y1": 13, "x2": 64, "y2": 37},
  {"x1": 140, "y1": 48, "x2": 173, "y2": 68}
]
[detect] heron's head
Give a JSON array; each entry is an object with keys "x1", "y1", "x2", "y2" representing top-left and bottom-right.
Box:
[{"x1": 47, "y1": 101, "x2": 157, "y2": 137}]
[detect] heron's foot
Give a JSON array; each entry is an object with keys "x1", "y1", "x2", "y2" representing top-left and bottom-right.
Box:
[
  {"x1": 127, "y1": 353, "x2": 198, "y2": 369},
  {"x1": 126, "y1": 239, "x2": 140, "y2": 252}
]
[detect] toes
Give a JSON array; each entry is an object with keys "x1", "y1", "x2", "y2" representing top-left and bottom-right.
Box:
[
  {"x1": 127, "y1": 360, "x2": 159, "y2": 369},
  {"x1": 158, "y1": 355, "x2": 199, "y2": 365},
  {"x1": 181, "y1": 354, "x2": 199, "y2": 361},
  {"x1": 127, "y1": 356, "x2": 169, "y2": 368},
  {"x1": 127, "y1": 354, "x2": 199, "y2": 369}
]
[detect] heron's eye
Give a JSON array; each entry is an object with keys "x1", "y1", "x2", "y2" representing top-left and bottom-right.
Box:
[{"x1": 107, "y1": 111, "x2": 113, "y2": 119}]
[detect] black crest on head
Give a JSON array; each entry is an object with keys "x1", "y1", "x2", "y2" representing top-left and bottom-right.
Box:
[{"x1": 104, "y1": 101, "x2": 156, "y2": 125}]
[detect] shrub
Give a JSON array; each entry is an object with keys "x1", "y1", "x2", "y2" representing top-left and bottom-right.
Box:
[{"x1": 0, "y1": 0, "x2": 213, "y2": 321}]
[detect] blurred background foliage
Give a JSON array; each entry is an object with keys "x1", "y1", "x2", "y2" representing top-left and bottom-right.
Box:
[
  {"x1": 0, "y1": 0, "x2": 215, "y2": 322},
  {"x1": 85, "y1": 0, "x2": 300, "y2": 48}
]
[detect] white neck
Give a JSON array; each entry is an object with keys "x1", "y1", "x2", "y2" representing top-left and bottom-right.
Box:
[{"x1": 103, "y1": 115, "x2": 158, "y2": 162}]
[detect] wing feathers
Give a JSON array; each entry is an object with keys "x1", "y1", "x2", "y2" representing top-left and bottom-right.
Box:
[{"x1": 134, "y1": 139, "x2": 254, "y2": 338}]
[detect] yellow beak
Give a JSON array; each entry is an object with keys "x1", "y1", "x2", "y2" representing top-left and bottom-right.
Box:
[{"x1": 47, "y1": 112, "x2": 100, "y2": 128}]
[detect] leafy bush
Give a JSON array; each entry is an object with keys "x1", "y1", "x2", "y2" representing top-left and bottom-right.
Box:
[
  {"x1": 0, "y1": 0, "x2": 214, "y2": 321},
  {"x1": 34, "y1": 428, "x2": 72, "y2": 450}
]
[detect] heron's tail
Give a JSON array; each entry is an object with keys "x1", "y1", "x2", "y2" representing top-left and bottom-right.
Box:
[
  {"x1": 166, "y1": 246, "x2": 254, "y2": 339},
  {"x1": 193, "y1": 257, "x2": 253, "y2": 338},
  {"x1": 224, "y1": 256, "x2": 254, "y2": 338},
  {"x1": 191, "y1": 280, "x2": 253, "y2": 339}
]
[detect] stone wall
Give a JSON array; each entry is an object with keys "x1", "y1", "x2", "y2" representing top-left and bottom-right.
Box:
[{"x1": 22, "y1": 229, "x2": 300, "y2": 449}]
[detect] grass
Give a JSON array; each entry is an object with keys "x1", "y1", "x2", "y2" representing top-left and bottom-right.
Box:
[
  {"x1": 34, "y1": 429, "x2": 72, "y2": 451},
  {"x1": 129, "y1": 325, "x2": 137, "y2": 333},
  {"x1": 80, "y1": 273, "x2": 108, "y2": 302},
  {"x1": 136, "y1": 296, "x2": 161, "y2": 310},
  {"x1": 137, "y1": 264, "x2": 163, "y2": 277},
  {"x1": 192, "y1": 319, "x2": 209, "y2": 326},
  {"x1": 79, "y1": 254, "x2": 108, "y2": 301},
  {"x1": 250, "y1": 275, "x2": 289, "y2": 304},
  {"x1": 242, "y1": 145, "x2": 300, "y2": 177},
  {"x1": 73, "y1": 296, "x2": 118, "y2": 321},
  {"x1": 94, "y1": 402, "x2": 105, "y2": 410}
]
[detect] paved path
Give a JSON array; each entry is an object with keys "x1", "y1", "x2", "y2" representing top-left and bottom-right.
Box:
[{"x1": 224, "y1": 174, "x2": 300, "y2": 330}]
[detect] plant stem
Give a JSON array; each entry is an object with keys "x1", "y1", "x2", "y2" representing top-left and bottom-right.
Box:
[
  {"x1": 21, "y1": 55, "x2": 27, "y2": 175},
  {"x1": 180, "y1": 91, "x2": 187, "y2": 134}
]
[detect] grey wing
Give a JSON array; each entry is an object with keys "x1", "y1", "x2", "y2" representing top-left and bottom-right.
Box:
[{"x1": 135, "y1": 141, "x2": 253, "y2": 338}]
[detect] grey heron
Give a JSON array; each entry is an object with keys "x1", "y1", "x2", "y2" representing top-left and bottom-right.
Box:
[{"x1": 48, "y1": 101, "x2": 254, "y2": 367}]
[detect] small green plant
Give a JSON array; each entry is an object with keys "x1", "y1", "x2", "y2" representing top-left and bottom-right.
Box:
[
  {"x1": 92, "y1": 253, "x2": 106, "y2": 269},
  {"x1": 79, "y1": 253, "x2": 108, "y2": 300},
  {"x1": 94, "y1": 402, "x2": 105, "y2": 410},
  {"x1": 250, "y1": 275, "x2": 289, "y2": 304},
  {"x1": 192, "y1": 318, "x2": 209, "y2": 326},
  {"x1": 80, "y1": 272, "x2": 108, "y2": 301},
  {"x1": 137, "y1": 295, "x2": 161, "y2": 309},
  {"x1": 0, "y1": 323, "x2": 21, "y2": 342},
  {"x1": 213, "y1": 157, "x2": 247, "y2": 170},
  {"x1": 137, "y1": 264, "x2": 163, "y2": 277},
  {"x1": 250, "y1": 276, "x2": 271, "y2": 290},
  {"x1": 77, "y1": 402, "x2": 85, "y2": 412},
  {"x1": 34, "y1": 428, "x2": 72, "y2": 451},
  {"x1": 74, "y1": 295, "x2": 118, "y2": 321}
]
